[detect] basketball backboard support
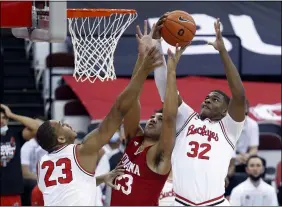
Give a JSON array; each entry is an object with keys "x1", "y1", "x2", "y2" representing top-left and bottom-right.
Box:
[
  {"x1": 1, "y1": 1, "x2": 138, "y2": 82},
  {"x1": 0, "y1": 1, "x2": 67, "y2": 42}
]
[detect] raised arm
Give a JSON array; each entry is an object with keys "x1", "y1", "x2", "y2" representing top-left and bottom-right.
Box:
[
  {"x1": 123, "y1": 53, "x2": 143, "y2": 139},
  {"x1": 148, "y1": 45, "x2": 183, "y2": 174},
  {"x1": 0, "y1": 104, "x2": 42, "y2": 133},
  {"x1": 124, "y1": 21, "x2": 169, "y2": 139},
  {"x1": 152, "y1": 14, "x2": 194, "y2": 133},
  {"x1": 208, "y1": 18, "x2": 246, "y2": 122},
  {"x1": 79, "y1": 46, "x2": 163, "y2": 155},
  {"x1": 123, "y1": 21, "x2": 149, "y2": 139}
]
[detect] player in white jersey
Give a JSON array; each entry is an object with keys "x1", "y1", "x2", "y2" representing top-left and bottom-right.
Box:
[
  {"x1": 37, "y1": 145, "x2": 123, "y2": 206},
  {"x1": 153, "y1": 16, "x2": 246, "y2": 206},
  {"x1": 159, "y1": 171, "x2": 175, "y2": 206},
  {"x1": 35, "y1": 45, "x2": 163, "y2": 206}
]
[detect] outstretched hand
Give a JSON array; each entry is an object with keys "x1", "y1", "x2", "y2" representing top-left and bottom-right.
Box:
[
  {"x1": 136, "y1": 20, "x2": 157, "y2": 56},
  {"x1": 103, "y1": 164, "x2": 125, "y2": 189},
  {"x1": 141, "y1": 45, "x2": 163, "y2": 72},
  {"x1": 167, "y1": 43, "x2": 188, "y2": 70},
  {"x1": 207, "y1": 18, "x2": 226, "y2": 52}
]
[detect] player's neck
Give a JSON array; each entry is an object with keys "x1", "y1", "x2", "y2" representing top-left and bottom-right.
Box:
[
  {"x1": 143, "y1": 137, "x2": 157, "y2": 147},
  {"x1": 200, "y1": 115, "x2": 222, "y2": 122}
]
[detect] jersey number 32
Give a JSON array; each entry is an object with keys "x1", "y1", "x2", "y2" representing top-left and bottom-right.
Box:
[
  {"x1": 187, "y1": 141, "x2": 211, "y2": 160},
  {"x1": 41, "y1": 158, "x2": 73, "y2": 187}
]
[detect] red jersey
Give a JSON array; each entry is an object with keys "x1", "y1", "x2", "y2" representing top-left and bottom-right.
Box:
[{"x1": 111, "y1": 136, "x2": 169, "y2": 206}]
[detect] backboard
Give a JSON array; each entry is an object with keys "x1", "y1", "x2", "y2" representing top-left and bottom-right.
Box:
[
  {"x1": 0, "y1": 1, "x2": 67, "y2": 42},
  {"x1": 0, "y1": 1, "x2": 138, "y2": 82}
]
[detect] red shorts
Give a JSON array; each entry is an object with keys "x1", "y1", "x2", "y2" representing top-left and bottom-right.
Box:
[
  {"x1": 31, "y1": 185, "x2": 44, "y2": 206},
  {"x1": 0, "y1": 195, "x2": 21, "y2": 206}
]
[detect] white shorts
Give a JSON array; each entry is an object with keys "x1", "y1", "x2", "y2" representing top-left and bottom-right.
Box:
[{"x1": 173, "y1": 198, "x2": 230, "y2": 206}]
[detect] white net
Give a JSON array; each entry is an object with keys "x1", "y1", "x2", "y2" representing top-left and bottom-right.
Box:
[{"x1": 68, "y1": 10, "x2": 137, "y2": 83}]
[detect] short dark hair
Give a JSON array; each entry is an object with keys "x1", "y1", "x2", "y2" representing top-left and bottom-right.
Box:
[
  {"x1": 36, "y1": 121, "x2": 58, "y2": 152},
  {"x1": 246, "y1": 155, "x2": 265, "y2": 166},
  {"x1": 211, "y1": 90, "x2": 230, "y2": 106}
]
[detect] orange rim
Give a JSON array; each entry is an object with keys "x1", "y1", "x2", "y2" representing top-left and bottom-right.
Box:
[{"x1": 67, "y1": 9, "x2": 137, "y2": 18}]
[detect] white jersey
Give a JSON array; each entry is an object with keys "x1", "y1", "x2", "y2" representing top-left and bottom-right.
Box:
[
  {"x1": 159, "y1": 179, "x2": 175, "y2": 206},
  {"x1": 172, "y1": 102, "x2": 245, "y2": 206},
  {"x1": 229, "y1": 178, "x2": 279, "y2": 206},
  {"x1": 38, "y1": 144, "x2": 96, "y2": 206}
]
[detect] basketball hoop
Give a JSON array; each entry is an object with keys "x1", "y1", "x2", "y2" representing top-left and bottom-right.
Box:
[{"x1": 67, "y1": 9, "x2": 137, "y2": 83}]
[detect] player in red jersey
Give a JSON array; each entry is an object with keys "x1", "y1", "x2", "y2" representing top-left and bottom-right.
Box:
[{"x1": 111, "y1": 20, "x2": 186, "y2": 206}]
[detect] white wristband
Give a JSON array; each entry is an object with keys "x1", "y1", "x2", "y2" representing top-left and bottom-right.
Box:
[{"x1": 155, "y1": 40, "x2": 164, "y2": 55}]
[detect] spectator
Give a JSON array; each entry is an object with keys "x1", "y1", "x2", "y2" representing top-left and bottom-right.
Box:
[
  {"x1": 234, "y1": 100, "x2": 259, "y2": 172},
  {"x1": 107, "y1": 129, "x2": 126, "y2": 170},
  {"x1": 103, "y1": 131, "x2": 122, "y2": 159},
  {"x1": 22, "y1": 124, "x2": 36, "y2": 141},
  {"x1": 21, "y1": 116, "x2": 46, "y2": 179},
  {"x1": 275, "y1": 162, "x2": 282, "y2": 205},
  {"x1": 95, "y1": 148, "x2": 110, "y2": 206},
  {"x1": 229, "y1": 155, "x2": 278, "y2": 206},
  {"x1": 225, "y1": 156, "x2": 248, "y2": 198},
  {"x1": 0, "y1": 105, "x2": 24, "y2": 206},
  {"x1": 104, "y1": 126, "x2": 126, "y2": 206},
  {"x1": 0, "y1": 105, "x2": 43, "y2": 205},
  {"x1": 225, "y1": 153, "x2": 268, "y2": 198},
  {"x1": 20, "y1": 116, "x2": 47, "y2": 205},
  {"x1": 225, "y1": 100, "x2": 260, "y2": 196},
  {"x1": 104, "y1": 147, "x2": 124, "y2": 206}
]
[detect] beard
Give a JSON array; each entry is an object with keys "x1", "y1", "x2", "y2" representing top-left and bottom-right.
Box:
[{"x1": 249, "y1": 174, "x2": 262, "y2": 182}]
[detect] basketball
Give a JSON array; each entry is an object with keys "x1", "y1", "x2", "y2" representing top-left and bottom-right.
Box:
[{"x1": 161, "y1": 10, "x2": 196, "y2": 47}]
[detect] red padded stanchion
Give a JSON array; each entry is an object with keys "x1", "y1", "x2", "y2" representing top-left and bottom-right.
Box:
[{"x1": 0, "y1": 1, "x2": 32, "y2": 27}]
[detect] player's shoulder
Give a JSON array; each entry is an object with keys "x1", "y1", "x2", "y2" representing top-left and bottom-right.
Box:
[
  {"x1": 246, "y1": 116, "x2": 258, "y2": 127},
  {"x1": 43, "y1": 144, "x2": 74, "y2": 158},
  {"x1": 220, "y1": 113, "x2": 246, "y2": 133},
  {"x1": 177, "y1": 101, "x2": 195, "y2": 116}
]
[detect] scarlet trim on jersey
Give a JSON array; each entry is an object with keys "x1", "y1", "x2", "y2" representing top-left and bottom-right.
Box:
[
  {"x1": 176, "y1": 112, "x2": 197, "y2": 137},
  {"x1": 219, "y1": 121, "x2": 235, "y2": 150},
  {"x1": 175, "y1": 194, "x2": 224, "y2": 206},
  {"x1": 50, "y1": 145, "x2": 68, "y2": 154},
  {"x1": 73, "y1": 144, "x2": 95, "y2": 177}
]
